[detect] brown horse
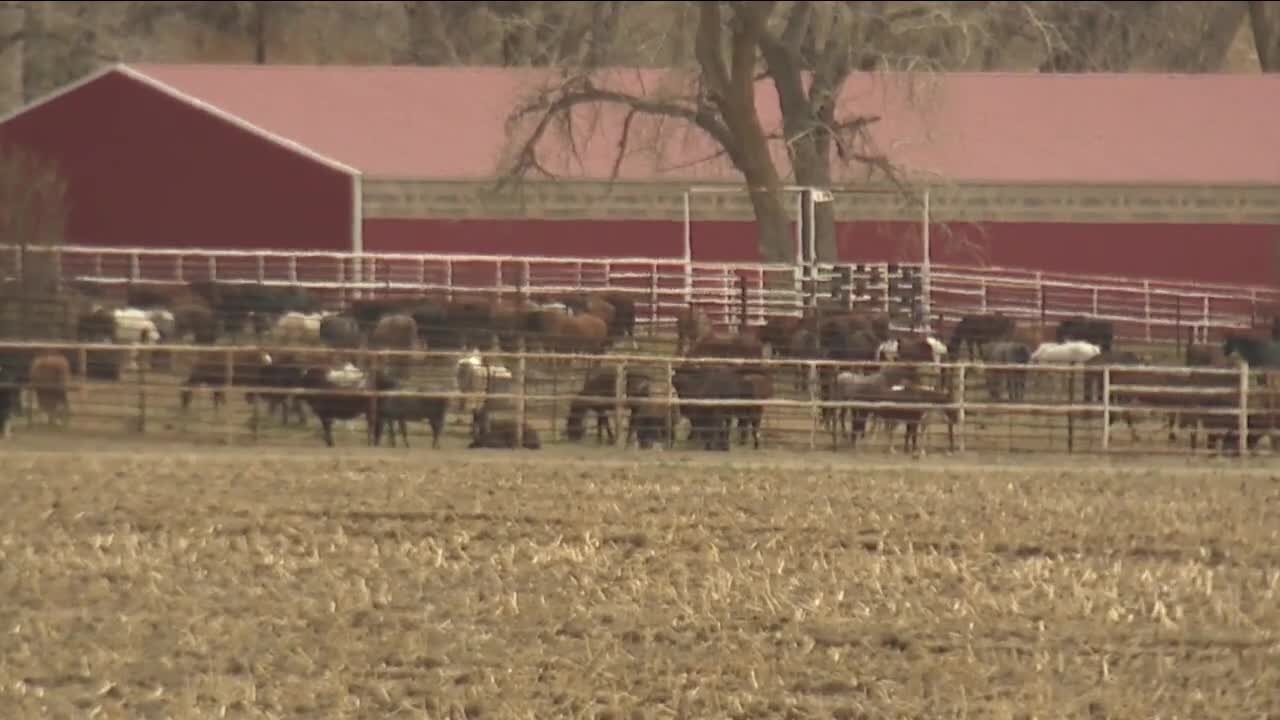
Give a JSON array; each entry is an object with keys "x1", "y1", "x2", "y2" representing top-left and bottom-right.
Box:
[
  {"x1": 531, "y1": 310, "x2": 611, "y2": 355},
  {"x1": 675, "y1": 305, "x2": 713, "y2": 355}
]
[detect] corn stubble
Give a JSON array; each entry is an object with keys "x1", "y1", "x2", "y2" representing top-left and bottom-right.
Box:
[{"x1": 0, "y1": 449, "x2": 1278, "y2": 719}]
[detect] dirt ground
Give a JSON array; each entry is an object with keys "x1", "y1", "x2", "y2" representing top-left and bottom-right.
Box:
[{"x1": 1, "y1": 442, "x2": 1278, "y2": 719}]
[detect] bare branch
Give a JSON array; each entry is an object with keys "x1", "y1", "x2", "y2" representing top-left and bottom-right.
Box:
[
  {"x1": 609, "y1": 107, "x2": 640, "y2": 181},
  {"x1": 499, "y1": 74, "x2": 737, "y2": 188}
]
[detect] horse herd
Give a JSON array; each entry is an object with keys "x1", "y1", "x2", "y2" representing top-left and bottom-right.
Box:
[
  {"x1": 668, "y1": 300, "x2": 1280, "y2": 454},
  {"x1": 4, "y1": 282, "x2": 1280, "y2": 455}
]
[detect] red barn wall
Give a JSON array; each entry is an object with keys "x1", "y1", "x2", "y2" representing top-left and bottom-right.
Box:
[
  {"x1": 0, "y1": 71, "x2": 353, "y2": 268},
  {"x1": 365, "y1": 217, "x2": 1279, "y2": 287},
  {"x1": 835, "y1": 220, "x2": 1280, "y2": 287},
  {"x1": 366, "y1": 218, "x2": 751, "y2": 262}
]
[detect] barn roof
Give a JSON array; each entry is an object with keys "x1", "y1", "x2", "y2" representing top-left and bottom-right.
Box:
[{"x1": 9, "y1": 62, "x2": 1280, "y2": 186}]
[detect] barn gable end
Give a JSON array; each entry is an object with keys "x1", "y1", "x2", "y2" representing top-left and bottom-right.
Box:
[{"x1": 0, "y1": 65, "x2": 358, "y2": 254}]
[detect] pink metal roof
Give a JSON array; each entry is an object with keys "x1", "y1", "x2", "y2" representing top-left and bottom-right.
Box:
[{"x1": 117, "y1": 63, "x2": 1280, "y2": 185}]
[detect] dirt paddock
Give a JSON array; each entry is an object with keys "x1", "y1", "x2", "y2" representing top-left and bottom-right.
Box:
[{"x1": 1, "y1": 441, "x2": 1278, "y2": 719}]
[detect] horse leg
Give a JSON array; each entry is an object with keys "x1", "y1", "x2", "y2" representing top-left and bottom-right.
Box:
[
  {"x1": 398, "y1": 419, "x2": 410, "y2": 449},
  {"x1": 320, "y1": 416, "x2": 336, "y2": 447}
]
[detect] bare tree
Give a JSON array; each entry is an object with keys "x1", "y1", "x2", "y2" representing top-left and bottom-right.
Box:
[
  {"x1": 1030, "y1": 1, "x2": 1250, "y2": 73},
  {"x1": 500, "y1": 2, "x2": 1030, "y2": 263},
  {"x1": 1249, "y1": 0, "x2": 1280, "y2": 71},
  {"x1": 126, "y1": 0, "x2": 304, "y2": 64},
  {"x1": 401, "y1": 1, "x2": 622, "y2": 67},
  {"x1": 0, "y1": 142, "x2": 70, "y2": 337}
]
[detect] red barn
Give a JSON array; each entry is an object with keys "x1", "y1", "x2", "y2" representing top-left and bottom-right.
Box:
[{"x1": 1, "y1": 63, "x2": 1278, "y2": 289}]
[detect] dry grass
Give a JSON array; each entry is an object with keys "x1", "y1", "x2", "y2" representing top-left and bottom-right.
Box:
[{"x1": 1, "y1": 444, "x2": 1278, "y2": 719}]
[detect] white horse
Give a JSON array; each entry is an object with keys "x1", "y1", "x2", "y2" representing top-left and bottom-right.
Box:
[
  {"x1": 111, "y1": 308, "x2": 161, "y2": 372},
  {"x1": 454, "y1": 350, "x2": 513, "y2": 415},
  {"x1": 1031, "y1": 340, "x2": 1102, "y2": 395},
  {"x1": 877, "y1": 336, "x2": 949, "y2": 363},
  {"x1": 271, "y1": 311, "x2": 330, "y2": 347},
  {"x1": 1031, "y1": 340, "x2": 1102, "y2": 365}
]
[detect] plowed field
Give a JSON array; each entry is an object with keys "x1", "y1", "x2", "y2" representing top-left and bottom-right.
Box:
[{"x1": 2, "y1": 444, "x2": 1278, "y2": 719}]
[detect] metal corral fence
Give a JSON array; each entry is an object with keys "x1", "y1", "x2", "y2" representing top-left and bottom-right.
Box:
[
  {"x1": 4, "y1": 244, "x2": 1278, "y2": 345},
  {"x1": 0, "y1": 340, "x2": 1269, "y2": 459}
]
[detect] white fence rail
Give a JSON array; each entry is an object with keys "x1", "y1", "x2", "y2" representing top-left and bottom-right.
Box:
[{"x1": 4, "y1": 244, "x2": 1278, "y2": 346}]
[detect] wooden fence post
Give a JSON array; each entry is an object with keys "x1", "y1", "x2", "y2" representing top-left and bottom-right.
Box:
[
  {"x1": 1101, "y1": 365, "x2": 1111, "y2": 452},
  {"x1": 808, "y1": 361, "x2": 818, "y2": 451},
  {"x1": 1038, "y1": 281, "x2": 1047, "y2": 341},
  {"x1": 1066, "y1": 365, "x2": 1075, "y2": 454},
  {"x1": 1175, "y1": 295, "x2": 1182, "y2": 357},
  {"x1": 77, "y1": 346, "x2": 88, "y2": 404},
  {"x1": 368, "y1": 351, "x2": 381, "y2": 447},
  {"x1": 223, "y1": 347, "x2": 234, "y2": 445},
  {"x1": 549, "y1": 356, "x2": 559, "y2": 442},
  {"x1": 1143, "y1": 281, "x2": 1152, "y2": 342},
  {"x1": 515, "y1": 338, "x2": 527, "y2": 450},
  {"x1": 1238, "y1": 362, "x2": 1249, "y2": 458},
  {"x1": 665, "y1": 359, "x2": 676, "y2": 449},
  {"x1": 956, "y1": 363, "x2": 967, "y2": 453},
  {"x1": 613, "y1": 360, "x2": 627, "y2": 447},
  {"x1": 135, "y1": 351, "x2": 147, "y2": 435},
  {"x1": 649, "y1": 264, "x2": 659, "y2": 339}
]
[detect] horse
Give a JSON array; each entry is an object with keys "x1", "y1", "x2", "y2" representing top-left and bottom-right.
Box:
[
  {"x1": 529, "y1": 309, "x2": 611, "y2": 356},
  {"x1": 565, "y1": 368, "x2": 653, "y2": 444},
  {"x1": 830, "y1": 365, "x2": 919, "y2": 442},
  {"x1": 1223, "y1": 335, "x2": 1280, "y2": 371},
  {"x1": 671, "y1": 365, "x2": 762, "y2": 451},
  {"x1": 269, "y1": 311, "x2": 326, "y2": 347},
  {"x1": 27, "y1": 352, "x2": 72, "y2": 428},
  {"x1": 675, "y1": 306, "x2": 714, "y2": 355},
  {"x1": 686, "y1": 331, "x2": 765, "y2": 362},
  {"x1": 369, "y1": 313, "x2": 420, "y2": 380},
  {"x1": 946, "y1": 313, "x2": 1017, "y2": 361},
  {"x1": 372, "y1": 372, "x2": 448, "y2": 449},
  {"x1": 179, "y1": 349, "x2": 274, "y2": 413},
  {"x1": 454, "y1": 350, "x2": 513, "y2": 415},
  {"x1": 1081, "y1": 350, "x2": 1143, "y2": 404},
  {"x1": 849, "y1": 384, "x2": 957, "y2": 455},
  {"x1": 0, "y1": 365, "x2": 16, "y2": 438},
  {"x1": 468, "y1": 410, "x2": 542, "y2": 450},
  {"x1": 1030, "y1": 340, "x2": 1102, "y2": 396},
  {"x1": 980, "y1": 340, "x2": 1032, "y2": 402},
  {"x1": 1056, "y1": 316, "x2": 1115, "y2": 352},
  {"x1": 626, "y1": 399, "x2": 674, "y2": 449},
  {"x1": 594, "y1": 291, "x2": 639, "y2": 347},
  {"x1": 296, "y1": 365, "x2": 378, "y2": 448},
  {"x1": 1030, "y1": 340, "x2": 1101, "y2": 365}
]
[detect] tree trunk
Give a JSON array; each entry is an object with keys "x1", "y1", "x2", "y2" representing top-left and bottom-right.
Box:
[
  {"x1": 747, "y1": 186, "x2": 793, "y2": 264},
  {"x1": 1250, "y1": 0, "x2": 1280, "y2": 71},
  {"x1": 732, "y1": 129, "x2": 792, "y2": 263},
  {"x1": 0, "y1": 2, "x2": 24, "y2": 115},
  {"x1": 253, "y1": 1, "x2": 267, "y2": 64}
]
